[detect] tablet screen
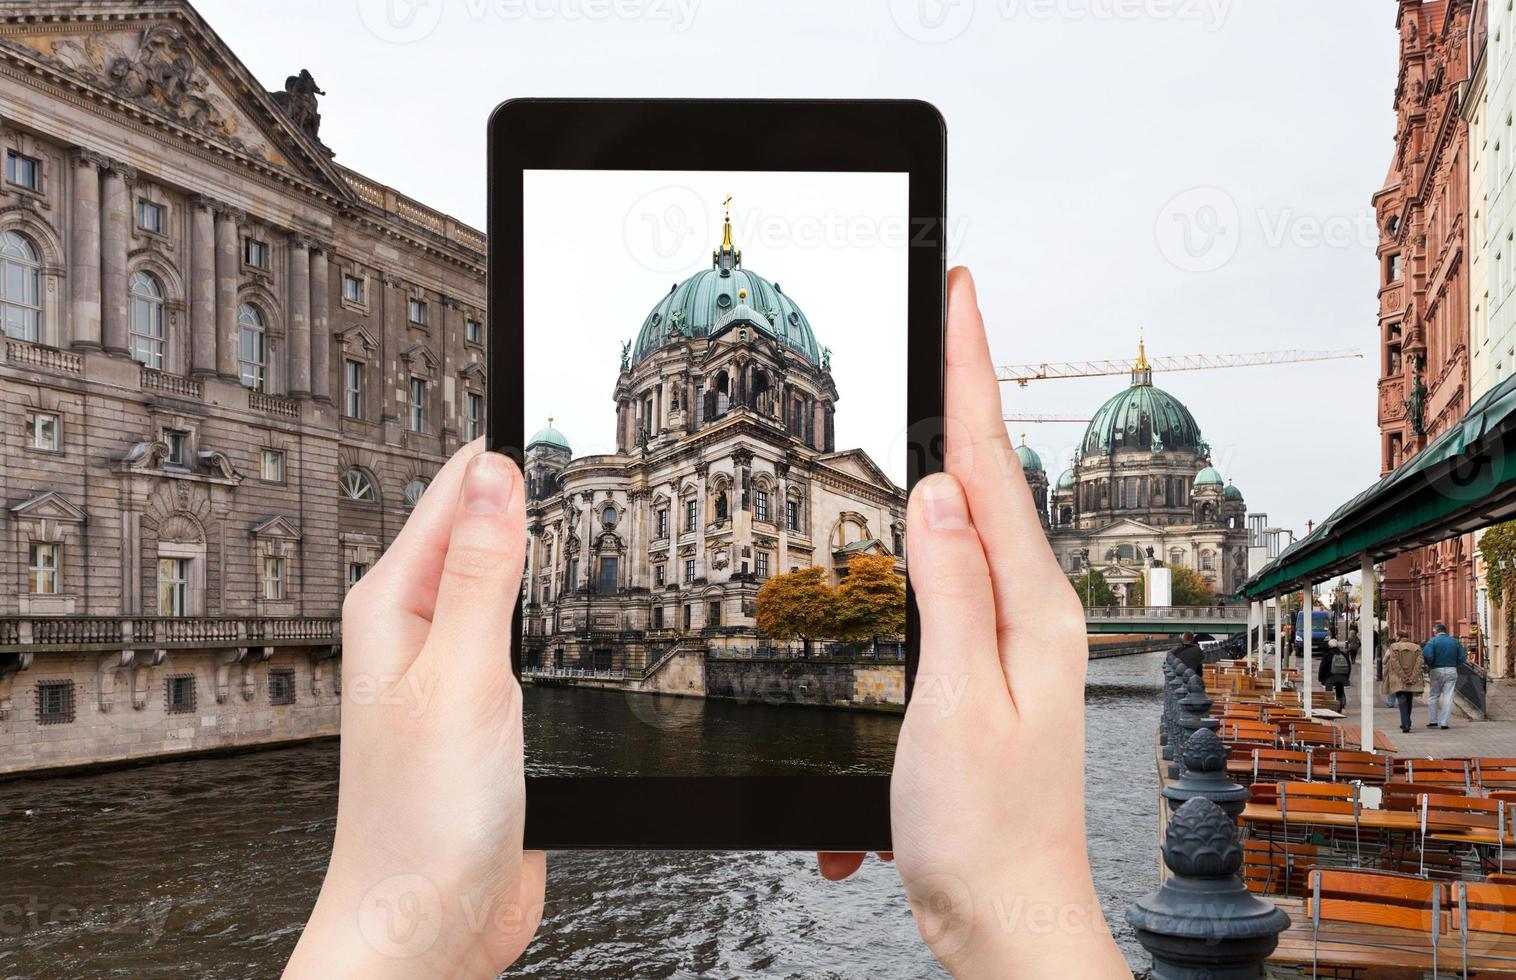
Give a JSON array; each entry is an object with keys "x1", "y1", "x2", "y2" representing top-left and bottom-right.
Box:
[{"x1": 520, "y1": 170, "x2": 909, "y2": 778}]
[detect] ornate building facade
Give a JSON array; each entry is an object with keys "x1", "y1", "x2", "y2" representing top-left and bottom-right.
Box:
[
  {"x1": 1038, "y1": 349, "x2": 1250, "y2": 604},
  {"x1": 0, "y1": 2, "x2": 485, "y2": 774},
  {"x1": 519, "y1": 218, "x2": 906, "y2": 675},
  {"x1": 1373, "y1": 0, "x2": 1477, "y2": 642}
]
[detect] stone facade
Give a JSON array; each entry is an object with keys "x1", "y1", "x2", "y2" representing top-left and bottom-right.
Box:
[
  {"x1": 519, "y1": 217, "x2": 906, "y2": 678},
  {"x1": 1373, "y1": 0, "x2": 1478, "y2": 643},
  {"x1": 0, "y1": 2, "x2": 484, "y2": 774}
]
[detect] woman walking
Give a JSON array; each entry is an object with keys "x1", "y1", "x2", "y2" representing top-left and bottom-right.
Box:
[
  {"x1": 1319, "y1": 637, "x2": 1352, "y2": 713},
  {"x1": 1382, "y1": 629, "x2": 1426, "y2": 734}
]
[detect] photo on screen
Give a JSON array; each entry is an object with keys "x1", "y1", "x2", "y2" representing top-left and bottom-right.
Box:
[{"x1": 521, "y1": 169, "x2": 909, "y2": 777}]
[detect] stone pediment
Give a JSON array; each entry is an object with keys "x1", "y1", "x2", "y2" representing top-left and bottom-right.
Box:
[
  {"x1": 336, "y1": 323, "x2": 379, "y2": 355},
  {"x1": 818, "y1": 450, "x2": 898, "y2": 491},
  {"x1": 0, "y1": 6, "x2": 351, "y2": 196},
  {"x1": 1091, "y1": 518, "x2": 1165, "y2": 536},
  {"x1": 9, "y1": 490, "x2": 87, "y2": 524},
  {"x1": 250, "y1": 515, "x2": 302, "y2": 540}
]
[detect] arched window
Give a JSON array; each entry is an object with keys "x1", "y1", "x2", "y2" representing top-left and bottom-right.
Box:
[
  {"x1": 0, "y1": 230, "x2": 41, "y2": 342},
  {"x1": 237, "y1": 302, "x2": 267, "y2": 391},
  {"x1": 340, "y1": 467, "x2": 376, "y2": 502},
  {"x1": 1200, "y1": 550, "x2": 1215, "y2": 572},
  {"x1": 403, "y1": 478, "x2": 428, "y2": 507},
  {"x1": 128, "y1": 271, "x2": 165, "y2": 369},
  {"x1": 601, "y1": 504, "x2": 617, "y2": 527}
]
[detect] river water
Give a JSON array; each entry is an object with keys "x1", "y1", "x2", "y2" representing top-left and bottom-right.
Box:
[{"x1": 0, "y1": 651, "x2": 1162, "y2": 978}]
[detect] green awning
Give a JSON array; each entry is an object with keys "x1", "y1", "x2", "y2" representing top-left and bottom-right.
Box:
[{"x1": 1240, "y1": 370, "x2": 1516, "y2": 598}]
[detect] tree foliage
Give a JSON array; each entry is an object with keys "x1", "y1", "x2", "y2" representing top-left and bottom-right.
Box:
[
  {"x1": 835, "y1": 553, "x2": 907, "y2": 640},
  {"x1": 755, "y1": 566, "x2": 838, "y2": 641},
  {"x1": 1170, "y1": 566, "x2": 1217, "y2": 606},
  {"x1": 1069, "y1": 568, "x2": 1119, "y2": 608}
]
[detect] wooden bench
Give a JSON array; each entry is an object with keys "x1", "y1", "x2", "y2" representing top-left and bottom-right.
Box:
[
  {"x1": 1453, "y1": 881, "x2": 1516, "y2": 977},
  {"x1": 1398, "y1": 758, "x2": 1473, "y2": 792},
  {"x1": 1325, "y1": 749, "x2": 1393, "y2": 784},
  {"x1": 1477, "y1": 758, "x2": 1516, "y2": 790},
  {"x1": 1306, "y1": 870, "x2": 1448, "y2": 978},
  {"x1": 1243, "y1": 838, "x2": 1319, "y2": 896}
]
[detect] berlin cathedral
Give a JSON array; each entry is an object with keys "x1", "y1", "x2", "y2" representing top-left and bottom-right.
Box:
[
  {"x1": 519, "y1": 216, "x2": 907, "y2": 674},
  {"x1": 1023, "y1": 348, "x2": 1250, "y2": 604}
]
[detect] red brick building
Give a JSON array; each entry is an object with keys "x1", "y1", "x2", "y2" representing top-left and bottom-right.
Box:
[{"x1": 1372, "y1": 0, "x2": 1476, "y2": 641}]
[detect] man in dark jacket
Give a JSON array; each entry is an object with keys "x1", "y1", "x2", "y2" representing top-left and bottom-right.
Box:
[
  {"x1": 1422, "y1": 623, "x2": 1466, "y2": 730},
  {"x1": 1173, "y1": 632, "x2": 1204, "y2": 673}
]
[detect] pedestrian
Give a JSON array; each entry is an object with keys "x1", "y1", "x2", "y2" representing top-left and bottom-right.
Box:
[
  {"x1": 1344, "y1": 626, "x2": 1361, "y2": 665},
  {"x1": 1172, "y1": 630, "x2": 1204, "y2": 673},
  {"x1": 1422, "y1": 623, "x2": 1466, "y2": 729},
  {"x1": 1318, "y1": 637, "x2": 1351, "y2": 713},
  {"x1": 1382, "y1": 629, "x2": 1426, "y2": 734}
]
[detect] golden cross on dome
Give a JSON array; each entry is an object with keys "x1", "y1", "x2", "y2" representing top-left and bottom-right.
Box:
[{"x1": 721, "y1": 194, "x2": 734, "y2": 250}]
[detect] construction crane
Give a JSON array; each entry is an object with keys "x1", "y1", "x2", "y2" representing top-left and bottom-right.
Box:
[
  {"x1": 1003, "y1": 414, "x2": 1092, "y2": 424},
  {"x1": 997, "y1": 348, "x2": 1363, "y2": 387}
]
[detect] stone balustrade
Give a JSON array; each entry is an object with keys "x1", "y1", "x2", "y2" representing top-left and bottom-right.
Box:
[{"x1": 0, "y1": 616, "x2": 340, "y2": 653}]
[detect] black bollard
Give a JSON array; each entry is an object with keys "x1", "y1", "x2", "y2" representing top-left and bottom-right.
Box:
[
  {"x1": 1163, "y1": 727, "x2": 1249, "y2": 820},
  {"x1": 1170, "y1": 674, "x2": 1216, "y2": 779},
  {"x1": 1127, "y1": 797, "x2": 1290, "y2": 979}
]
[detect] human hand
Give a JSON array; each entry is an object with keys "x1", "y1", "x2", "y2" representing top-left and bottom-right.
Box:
[
  {"x1": 285, "y1": 443, "x2": 545, "y2": 979},
  {"x1": 819, "y1": 269, "x2": 1128, "y2": 978}
]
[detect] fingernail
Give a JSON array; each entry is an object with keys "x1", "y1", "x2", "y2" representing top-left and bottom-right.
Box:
[
  {"x1": 463, "y1": 452, "x2": 513, "y2": 514},
  {"x1": 919, "y1": 474, "x2": 969, "y2": 530}
]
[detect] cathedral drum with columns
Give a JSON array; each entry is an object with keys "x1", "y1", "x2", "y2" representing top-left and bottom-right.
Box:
[
  {"x1": 520, "y1": 218, "x2": 907, "y2": 680},
  {"x1": 1034, "y1": 347, "x2": 1250, "y2": 604}
]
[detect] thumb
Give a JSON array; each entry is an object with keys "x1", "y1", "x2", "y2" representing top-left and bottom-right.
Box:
[{"x1": 418, "y1": 451, "x2": 526, "y2": 672}]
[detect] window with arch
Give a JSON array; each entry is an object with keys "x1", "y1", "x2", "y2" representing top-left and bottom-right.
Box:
[
  {"x1": 0, "y1": 230, "x2": 41, "y2": 342},
  {"x1": 340, "y1": 467, "x2": 376, "y2": 502},
  {"x1": 128, "y1": 271, "x2": 165, "y2": 369},
  {"x1": 403, "y1": 478, "x2": 429, "y2": 507},
  {"x1": 237, "y1": 303, "x2": 268, "y2": 391},
  {"x1": 601, "y1": 504, "x2": 617, "y2": 527},
  {"x1": 1200, "y1": 550, "x2": 1215, "y2": 572}
]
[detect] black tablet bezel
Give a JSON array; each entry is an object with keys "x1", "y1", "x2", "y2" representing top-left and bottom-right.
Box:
[{"x1": 487, "y1": 99, "x2": 945, "y2": 850}]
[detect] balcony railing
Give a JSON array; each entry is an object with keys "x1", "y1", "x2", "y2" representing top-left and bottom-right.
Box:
[
  {"x1": 141, "y1": 368, "x2": 203, "y2": 399},
  {"x1": 0, "y1": 616, "x2": 340, "y2": 653},
  {"x1": 521, "y1": 666, "x2": 627, "y2": 681},
  {"x1": 249, "y1": 390, "x2": 299, "y2": 419},
  {"x1": 1085, "y1": 605, "x2": 1248, "y2": 621},
  {"x1": 5, "y1": 339, "x2": 81, "y2": 375}
]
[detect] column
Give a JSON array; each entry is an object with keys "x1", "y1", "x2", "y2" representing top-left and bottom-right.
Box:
[
  {"x1": 68, "y1": 150, "x2": 104, "y2": 349},
  {"x1": 286, "y1": 235, "x2": 311, "y2": 397},
  {"x1": 666, "y1": 480, "x2": 679, "y2": 586},
  {"x1": 188, "y1": 197, "x2": 217, "y2": 376},
  {"x1": 524, "y1": 527, "x2": 537, "y2": 603},
  {"x1": 99, "y1": 161, "x2": 135, "y2": 354},
  {"x1": 696, "y1": 467, "x2": 708, "y2": 578},
  {"x1": 777, "y1": 472, "x2": 789, "y2": 570},
  {"x1": 309, "y1": 243, "x2": 331, "y2": 402},
  {"x1": 1245, "y1": 600, "x2": 1255, "y2": 671},
  {"x1": 1358, "y1": 554, "x2": 1376, "y2": 752},
  {"x1": 812, "y1": 400, "x2": 826, "y2": 451},
  {"x1": 1301, "y1": 586, "x2": 1313, "y2": 716},
  {"x1": 380, "y1": 276, "x2": 404, "y2": 427},
  {"x1": 214, "y1": 207, "x2": 242, "y2": 379},
  {"x1": 1270, "y1": 597, "x2": 1282, "y2": 694},
  {"x1": 580, "y1": 492, "x2": 593, "y2": 590}
]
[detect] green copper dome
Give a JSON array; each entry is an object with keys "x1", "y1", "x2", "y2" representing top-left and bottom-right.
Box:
[
  {"x1": 1194, "y1": 466, "x2": 1224, "y2": 486},
  {"x1": 1080, "y1": 372, "x2": 1205, "y2": 458},
  {"x1": 1015, "y1": 443, "x2": 1044, "y2": 473},
  {"x1": 527, "y1": 422, "x2": 570, "y2": 452},
  {"x1": 1223, "y1": 481, "x2": 1243, "y2": 501},
  {"x1": 632, "y1": 215, "x2": 821, "y2": 367},
  {"x1": 1056, "y1": 467, "x2": 1075, "y2": 490}
]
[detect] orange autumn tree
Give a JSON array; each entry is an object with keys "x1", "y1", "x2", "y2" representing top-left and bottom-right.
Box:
[
  {"x1": 834, "y1": 553, "x2": 907, "y2": 643},
  {"x1": 755, "y1": 566, "x2": 839, "y2": 655}
]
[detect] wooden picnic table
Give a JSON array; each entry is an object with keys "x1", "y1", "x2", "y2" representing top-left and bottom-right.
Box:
[
  {"x1": 1267, "y1": 896, "x2": 1516, "y2": 974},
  {"x1": 1241, "y1": 803, "x2": 1469, "y2": 834},
  {"x1": 1336, "y1": 724, "x2": 1397, "y2": 753}
]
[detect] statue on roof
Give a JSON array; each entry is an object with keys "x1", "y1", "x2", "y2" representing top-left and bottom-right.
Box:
[
  {"x1": 271, "y1": 69, "x2": 326, "y2": 144},
  {"x1": 620, "y1": 339, "x2": 631, "y2": 370}
]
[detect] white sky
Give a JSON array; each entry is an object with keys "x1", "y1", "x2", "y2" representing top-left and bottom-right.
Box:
[
  {"x1": 522, "y1": 170, "x2": 909, "y2": 483},
  {"x1": 195, "y1": 0, "x2": 1396, "y2": 538}
]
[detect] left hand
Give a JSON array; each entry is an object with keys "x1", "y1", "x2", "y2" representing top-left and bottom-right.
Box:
[{"x1": 285, "y1": 442, "x2": 545, "y2": 979}]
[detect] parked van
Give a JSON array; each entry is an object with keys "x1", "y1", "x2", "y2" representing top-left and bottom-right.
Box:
[{"x1": 1292, "y1": 610, "x2": 1332, "y2": 654}]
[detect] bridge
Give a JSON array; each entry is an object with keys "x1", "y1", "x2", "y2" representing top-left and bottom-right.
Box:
[{"x1": 1084, "y1": 605, "x2": 1252, "y2": 635}]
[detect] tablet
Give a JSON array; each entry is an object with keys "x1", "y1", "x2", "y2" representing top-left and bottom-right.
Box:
[{"x1": 487, "y1": 99, "x2": 945, "y2": 850}]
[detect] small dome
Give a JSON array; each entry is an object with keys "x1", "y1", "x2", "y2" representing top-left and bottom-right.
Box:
[
  {"x1": 1015, "y1": 443, "x2": 1044, "y2": 473},
  {"x1": 1194, "y1": 466, "x2": 1224, "y2": 487},
  {"x1": 1056, "y1": 467, "x2": 1075, "y2": 490},
  {"x1": 1080, "y1": 381, "x2": 1205, "y2": 457},
  {"x1": 1223, "y1": 481, "x2": 1243, "y2": 501},
  {"x1": 527, "y1": 422, "x2": 570, "y2": 452}
]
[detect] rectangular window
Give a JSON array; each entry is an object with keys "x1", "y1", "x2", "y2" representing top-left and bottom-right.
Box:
[
  {"x1": 708, "y1": 600, "x2": 722, "y2": 626},
  {"x1": 28, "y1": 542, "x2": 58, "y2": 595},
  {"x1": 260, "y1": 448, "x2": 284, "y2": 483},
  {"x1": 36, "y1": 680, "x2": 74, "y2": 725},
  {"x1": 683, "y1": 604, "x2": 692, "y2": 630},
  {"x1": 157, "y1": 557, "x2": 189, "y2": 617},
  {"x1": 466, "y1": 319, "x2": 483, "y2": 345},
  {"x1": 136, "y1": 200, "x2": 165, "y2": 234},
  {"x1": 408, "y1": 298, "x2": 427, "y2": 324},
  {"x1": 787, "y1": 499, "x2": 800, "y2": 532},
  {"x1": 262, "y1": 556, "x2": 285, "y2": 600},
  {"x1": 465, "y1": 392, "x2": 483, "y2": 441},
  {"x1": 656, "y1": 508, "x2": 668, "y2": 538},
  {"x1": 685, "y1": 558, "x2": 696, "y2": 583},
  {"x1": 268, "y1": 669, "x2": 296, "y2": 706},
  {"x1": 409, "y1": 378, "x2": 426, "y2": 432},
  {"x1": 1388, "y1": 253, "x2": 1404, "y2": 283},
  {"x1": 6, "y1": 151, "x2": 39, "y2": 191},
  {"x1": 28, "y1": 412, "x2": 59, "y2": 451},
  {"x1": 653, "y1": 606, "x2": 664, "y2": 629},
  {"x1": 755, "y1": 489, "x2": 770, "y2": 522},
  {"x1": 597, "y1": 556, "x2": 619, "y2": 595},
  {"x1": 685, "y1": 500, "x2": 697, "y2": 532},
  {"x1": 756, "y1": 551, "x2": 770, "y2": 579},
  {"x1": 165, "y1": 674, "x2": 196, "y2": 714},
  {"x1": 654, "y1": 563, "x2": 665, "y2": 587},
  {"x1": 567, "y1": 558, "x2": 579, "y2": 590},
  {"x1": 164, "y1": 429, "x2": 189, "y2": 466},
  {"x1": 347, "y1": 562, "x2": 367, "y2": 588},
  {"x1": 243, "y1": 237, "x2": 269, "y2": 269},
  {"x1": 342, "y1": 274, "x2": 365, "y2": 304},
  {"x1": 343, "y1": 360, "x2": 364, "y2": 419}
]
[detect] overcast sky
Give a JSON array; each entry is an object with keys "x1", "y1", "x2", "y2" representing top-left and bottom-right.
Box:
[
  {"x1": 196, "y1": 0, "x2": 1395, "y2": 538},
  {"x1": 523, "y1": 170, "x2": 909, "y2": 483}
]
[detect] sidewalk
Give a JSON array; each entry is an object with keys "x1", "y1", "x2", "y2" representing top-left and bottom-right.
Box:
[{"x1": 1302, "y1": 655, "x2": 1516, "y2": 758}]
